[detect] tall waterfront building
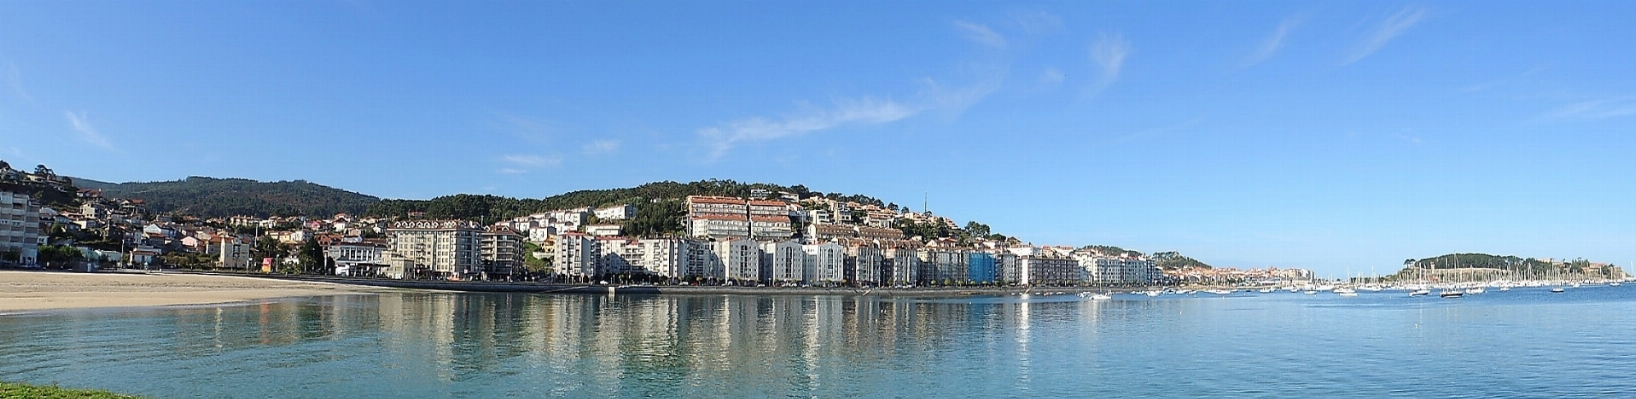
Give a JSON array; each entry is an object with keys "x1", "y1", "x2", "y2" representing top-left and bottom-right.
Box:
[
  {"x1": 762, "y1": 240, "x2": 805, "y2": 285},
  {"x1": 384, "y1": 220, "x2": 482, "y2": 279},
  {"x1": 480, "y1": 225, "x2": 525, "y2": 278},
  {"x1": 883, "y1": 246, "x2": 919, "y2": 285},
  {"x1": 0, "y1": 185, "x2": 41, "y2": 265},
  {"x1": 968, "y1": 252, "x2": 997, "y2": 284},
  {"x1": 713, "y1": 238, "x2": 760, "y2": 283},
  {"x1": 846, "y1": 245, "x2": 883, "y2": 286},
  {"x1": 803, "y1": 242, "x2": 845, "y2": 285},
  {"x1": 554, "y1": 232, "x2": 600, "y2": 279}
]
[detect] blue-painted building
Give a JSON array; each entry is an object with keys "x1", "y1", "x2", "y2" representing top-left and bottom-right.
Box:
[{"x1": 968, "y1": 252, "x2": 996, "y2": 283}]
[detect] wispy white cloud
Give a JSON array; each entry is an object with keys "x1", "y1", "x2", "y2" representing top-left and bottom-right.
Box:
[
  {"x1": 501, "y1": 154, "x2": 563, "y2": 167},
  {"x1": 698, "y1": 98, "x2": 917, "y2": 159},
  {"x1": 5, "y1": 62, "x2": 31, "y2": 102},
  {"x1": 1392, "y1": 133, "x2": 1424, "y2": 145},
  {"x1": 583, "y1": 139, "x2": 621, "y2": 155},
  {"x1": 1088, "y1": 33, "x2": 1131, "y2": 94},
  {"x1": 954, "y1": 20, "x2": 1006, "y2": 49},
  {"x1": 920, "y1": 75, "x2": 1005, "y2": 117},
  {"x1": 1545, "y1": 97, "x2": 1636, "y2": 120},
  {"x1": 497, "y1": 168, "x2": 527, "y2": 175},
  {"x1": 1344, "y1": 7, "x2": 1427, "y2": 65},
  {"x1": 1039, "y1": 66, "x2": 1065, "y2": 88},
  {"x1": 64, "y1": 111, "x2": 115, "y2": 150},
  {"x1": 493, "y1": 113, "x2": 559, "y2": 145},
  {"x1": 1010, "y1": 10, "x2": 1063, "y2": 35},
  {"x1": 1245, "y1": 15, "x2": 1304, "y2": 67}
]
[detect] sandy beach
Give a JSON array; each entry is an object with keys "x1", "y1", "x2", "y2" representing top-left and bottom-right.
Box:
[{"x1": 0, "y1": 270, "x2": 377, "y2": 314}]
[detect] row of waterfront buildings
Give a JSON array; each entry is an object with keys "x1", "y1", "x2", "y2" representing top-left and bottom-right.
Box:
[{"x1": 360, "y1": 196, "x2": 1164, "y2": 286}]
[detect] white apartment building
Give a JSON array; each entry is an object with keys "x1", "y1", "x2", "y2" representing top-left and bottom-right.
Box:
[
  {"x1": 585, "y1": 224, "x2": 622, "y2": 237},
  {"x1": 480, "y1": 226, "x2": 526, "y2": 277},
  {"x1": 326, "y1": 241, "x2": 385, "y2": 276},
  {"x1": 217, "y1": 236, "x2": 253, "y2": 270},
  {"x1": 1007, "y1": 246, "x2": 1081, "y2": 286},
  {"x1": 555, "y1": 232, "x2": 600, "y2": 278},
  {"x1": 846, "y1": 245, "x2": 883, "y2": 286},
  {"x1": 689, "y1": 214, "x2": 750, "y2": 238},
  {"x1": 749, "y1": 215, "x2": 794, "y2": 241},
  {"x1": 713, "y1": 238, "x2": 759, "y2": 283},
  {"x1": 632, "y1": 238, "x2": 694, "y2": 278},
  {"x1": 527, "y1": 226, "x2": 557, "y2": 243},
  {"x1": 384, "y1": 220, "x2": 482, "y2": 279},
  {"x1": 883, "y1": 247, "x2": 920, "y2": 285},
  {"x1": 803, "y1": 242, "x2": 845, "y2": 284},
  {"x1": 594, "y1": 204, "x2": 636, "y2": 220},
  {"x1": 762, "y1": 240, "x2": 805, "y2": 284},
  {"x1": 0, "y1": 186, "x2": 41, "y2": 265},
  {"x1": 917, "y1": 248, "x2": 969, "y2": 284}
]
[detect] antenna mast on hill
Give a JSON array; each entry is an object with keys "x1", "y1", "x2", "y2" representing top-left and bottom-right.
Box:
[{"x1": 923, "y1": 192, "x2": 927, "y2": 214}]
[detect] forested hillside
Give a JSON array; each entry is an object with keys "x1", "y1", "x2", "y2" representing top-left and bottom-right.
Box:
[
  {"x1": 74, "y1": 176, "x2": 378, "y2": 218},
  {"x1": 363, "y1": 179, "x2": 890, "y2": 226}
]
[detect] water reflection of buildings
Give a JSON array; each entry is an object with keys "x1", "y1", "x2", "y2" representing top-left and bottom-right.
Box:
[{"x1": 154, "y1": 292, "x2": 1038, "y2": 396}]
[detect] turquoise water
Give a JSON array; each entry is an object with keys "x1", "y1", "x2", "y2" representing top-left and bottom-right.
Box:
[{"x1": 2, "y1": 287, "x2": 1633, "y2": 398}]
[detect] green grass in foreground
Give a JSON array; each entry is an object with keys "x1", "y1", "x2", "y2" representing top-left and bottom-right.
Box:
[{"x1": 0, "y1": 382, "x2": 151, "y2": 399}]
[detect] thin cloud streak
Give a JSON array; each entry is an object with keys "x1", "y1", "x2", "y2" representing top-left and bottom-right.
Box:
[
  {"x1": 64, "y1": 111, "x2": 115, "y2": 150},
  {"x1": 5, "y1": 62, "x2": 30, "y2": 102},
  {"x1": 954, "y1": 20, "x2": 1006, "y2": 49},
  {"x1": 698, "y1": 98, "x2": 917, "y2": 159},
  {"x1": 1344, "y1": 7, "x2": 1427, "y2": 65},
  {"x1": 1089, "y1": 33, "x2": 1131, "y2": 94},
  {"x1": 1039, "y1": 66, "x2": 1065, "y2": 87},
  {"x1": 1245, "y1": 16, "x2": 1303, "y2": 67},
  {"x1": 1010, "y1": 10, "x2": 1063, "y2": 35},
  {"x1": 1545, "y1": 97, "x2": 1636, "y2": 120},
  {"x1": 583, "y1": 139, "x2": 621, "y2": 155},
  {"x1": 501, "y1": 154, "x2": 562, "y2": 167}
]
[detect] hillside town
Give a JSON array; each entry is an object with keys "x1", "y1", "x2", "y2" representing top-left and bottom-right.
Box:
[{"x1": 0, "y1": 160, "x2": 1332, "y2": 288}]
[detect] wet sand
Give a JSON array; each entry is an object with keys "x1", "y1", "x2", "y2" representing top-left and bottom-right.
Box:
[{"x1": 0, "y1": 270, "x2": 378, "y2": 314}]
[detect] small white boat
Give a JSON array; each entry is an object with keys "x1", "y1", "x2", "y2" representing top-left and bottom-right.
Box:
[
  {"x1": 1303, "y1": 290, "x2": 1317, "y2": 295},
  {"x1": 1550, "y1": 287, "x2": 1565, "y2": 293},
  {"x1": 1257, "y1": 288, "x2": 1274, "y2": 293},
  {"x1": 1409, "y1": 288, "x2": 1431, "y2": 297},
  {"x1": 1466, "y1": 287, "x2": 1485, "y2": 295},
  {"x1": 1611, "y1": 282, "x2": 1622, "y2": 287},
  {"x1": 1208, "y1": 289, "x2": 1233, "y2": 295},
  {"x1": 1439, "y1": 290, "x2": 1464, "y2": 298},
  {"x1": 1146, "y1": 290, "x2": 1162, "y2": 297}
]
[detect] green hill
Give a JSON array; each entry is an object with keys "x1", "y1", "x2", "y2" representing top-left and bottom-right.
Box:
[
  {"x1": 75, "y1": 176, "x2": 379, "y2": 218},
  {"x1": 364, "y1": 179, "x2": 894, "y2": 237},
  {"x1": 1391, "y1": 253, "x2": 1627, "y2": 280}
]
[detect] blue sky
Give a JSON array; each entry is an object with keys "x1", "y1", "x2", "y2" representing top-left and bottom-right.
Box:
[{"x1": 2, "y1": 1, "x2": 1634, "y2": 276}]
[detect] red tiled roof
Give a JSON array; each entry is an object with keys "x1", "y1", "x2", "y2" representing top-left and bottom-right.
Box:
[{"x1": 687, "y1": 195, "x2": 746, "y2": 205}]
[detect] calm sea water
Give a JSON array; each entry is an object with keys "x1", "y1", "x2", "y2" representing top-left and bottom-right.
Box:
[{"x1": 2, "y1": 286, "x2": 1632, "y2": 398}]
